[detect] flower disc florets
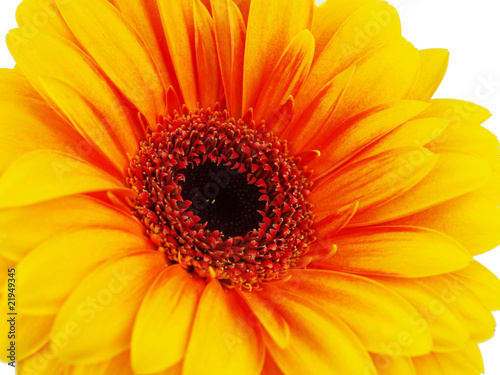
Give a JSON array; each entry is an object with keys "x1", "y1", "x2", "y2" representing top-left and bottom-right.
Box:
[{"x1": 128, "y1": 108, "x2": 314, "y2": 289}]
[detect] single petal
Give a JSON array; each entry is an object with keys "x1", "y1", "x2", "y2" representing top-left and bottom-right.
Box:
[
  {"x1": 299, "y1": 1, "x2": 401, "y2": 110},
  {"x1": 370, "y1": 354, "x2": 416, "y2": 375},
  {"x1": 318, "y1": 226, "x2": 471, "y2": 278},
  {"x1": 307, "y1": 101, "x2": 430, "y2": 176},
  {"x1": 0, "y1": 68, "x2": 42, "y2": 99},
  {"x1": 283, "y1": 270, "x2": 432, "y2": 356},
  {"x1": 310, "y1": 147, "x2": 439, "y2": 221},
  {"x1": 406, "y1": 49, "x2": 450, "y2": 100},
  {"x1": 52, "y1": 251, "x2": 167, "y2": 363},
  {"x1": 194, "y1": 0, "x2": 223, "y2": 108},
  {"x1": 7, "y1": 30, "x2": 141, "y2": 160},
  {"x1": 183, "y1": 280, "x2": 265, "y2": 375},
  {"x1": 17, "y1": 229, "x2": 154, "y2": 315},
  {"x1": 18, "y1": 315, "x2": 55, "y2": 361},
  {"x1": 373, "y1": 277, "x2": 470, "y2": 352},
  {"x1": 387, "y1": 191, "x2": 500, "y2": 255},
  {"x1": 0, "y1": 195, "x2": 143, "y2": 262},
  {"x1": 254, "y1": 30, "x2": 315, "y2": 123},
  {"x1": 259, "y1": 285, "x2": 375, "y2": 375},
  {"x1": 0, "y1": 150, "x2": 129, "y2": 209},
  {"x1": 412, "y1": 354, "x2": 445, "y2": 375},
  {"x1": 158, "y1": 0, "x2": 198, "y2": 109},
  {"x1": 131, "y1": 265, "x2": 205, "y2": 373},
  {"x1": 18, "y1": 345, "x2": 72, "y2": 375},
  {"x1": 239, "y1": 290, "x2": 291, "y2": 349},
  {"x1": 242, "y1": 0, "x2": 313, "y2": 112},
  {"x1": 212, "y1": 0, "x2": 246, "y2": 118},
  {"x1": 56, "y1": 0, "x2": 166, "y2": 124},
  {"x1": 69, "y1": 351, "x2": 134, "y2": 375},
  {"x1": 351, "y1": 149, "x2": 493, "y2": 226}
]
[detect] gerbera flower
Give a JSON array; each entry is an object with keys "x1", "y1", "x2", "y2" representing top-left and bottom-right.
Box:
[{"x1": 1, "y1": 0, "x2": 499, "y2": 374}]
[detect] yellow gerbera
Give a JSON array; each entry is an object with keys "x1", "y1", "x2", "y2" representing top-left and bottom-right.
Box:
[{"x1": 1, "y1": 0, "x2": 499, "y2": 374}]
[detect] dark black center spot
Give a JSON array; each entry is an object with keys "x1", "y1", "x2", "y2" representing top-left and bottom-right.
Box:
[{"x1": 179, "y1": 162, "x2": 265, "y2": 238}]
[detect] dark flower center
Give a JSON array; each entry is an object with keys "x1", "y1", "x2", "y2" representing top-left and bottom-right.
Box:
[{"x1": 128, "y1": 108, "x2": 313, "y2": 289}]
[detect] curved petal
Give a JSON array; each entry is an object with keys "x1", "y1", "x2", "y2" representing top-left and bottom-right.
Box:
[
  {"x1": 0, "y1": 195, "x2": 144, "y2": 262},
  {"x1": 406, "y1": 49, "x2": 449, "y2": 100},
  {"x1": 131, "y1": 265, "x2": 205, "y2": 373},
  {"x1": 310, "y1": 147, "x2": 438, "y2": 221},
  {"x1": 18, "y1": 345, "x2": 72, "y2": 375},
  {"x1": 183, "y1": 280, "x2": 265, "y2": 375},
  {"x1": 0, "y1": 68, "x2": 42, "y2": 99},
  {"x1": 259, "y1": 285, "x2": 375, "y2": 375},
  {"x1": 370, "y1": 354, "x2": 416, "y2": 375},
  {"x1": 242, "y1": 0, "x2": 314, "y2": 112},
  {"x1": 283, "y1": 270, "x2": 433, "y2": 356},
  {"x1": 412, "y1": 354, "x2": 445, "y2": 375},
  {"x1": 52, "y1": 251, "x2": 167, "y2": 364},
  {"x1": 318, "y1": 226, "x2": 471, "y2": 278},
  {"x1": 18, "y1": 315, "x2": 55, "y2": 361},
  {"x1": 56, "y1": 0, "x2": 166, "y2": 124},
  {"x1": 17, "y1": 229, "x2": 155, "y2": 315},
  {"x1": 0, "y1": 150, "x2": 130, "y2": 209}
]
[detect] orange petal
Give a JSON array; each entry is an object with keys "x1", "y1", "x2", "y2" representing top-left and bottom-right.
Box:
[
  {"x1": 0, "y1": 195, "x2": 143, "y2": 262},
  {"x1": 0, "y1": 68, "x2": 42, "y2": 100},
  {"x1": 158, "y1": 0, "x2": 198, "y2": 109},
  {"x1": 7, "y1": 30, "x2": 141, "y2": 161},
  {"x1": 0, "y1": 150, "x2": 129, "y2": 209},
  {"x1": 299, "y1": 1, "x2": 401, "y2": 109},
  {"x1": 254, "y1": 30, "x2": 315, "y2": 123},
  {"x1": 194, "y1": 0, "x2": 223, "y2": 108},
  {"x1": 351, "y1": 149, "x2": 493, "y2": 226},
  {"x1": 239, "y1": 290, "x2": 290, "y2": 349},
  {"x1": 307, "y1": 101, "x2": 430, "y2": 176},
  {"x1": 56, "y1": 0, "x2": 166, "y2": 125},
  {"x1": 412, "y1": 354, "x2": 445, "y2": 374},
  {"x1": 242, "y1": 0, "x2": 313, "y2": 112},
  {"x1": 131, "y1": 266, "x2": 205, "y2": 373},
  {"x1": 283, "y1": 270, "x2": 433, "y2": 356},
  {"x1": 211, "y1": 0, "x2": 246, "y2": 118},
  {"x1": 318, "y1": 226, "x2": 471, "y2": 278},
  {"x1": 310, "y1": 147, "x2": 438, "y2": 221},
  {"x1": 259, "y1": 285, "x2": 375, "y2": 374},
  {"x1": 17, "y1": 229, "x2": 154, "y2": 315},
  {"x1": 183, "y1": 281, "x2": 265, "y2": 375},
  {"x1": 406, "y1": 49, "x2": 449, "y2": 100},
  {"x1": 52, "y1": 251, "x2": 167, "y2": 363}
]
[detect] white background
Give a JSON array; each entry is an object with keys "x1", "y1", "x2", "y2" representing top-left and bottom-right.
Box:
[{"x1": 0, "y1": 0, "x2": 499, "y2": 373}]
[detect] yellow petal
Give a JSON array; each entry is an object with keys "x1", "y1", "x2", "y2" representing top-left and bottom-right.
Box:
[
  {"x1": 435, "y1": 349, "x2": 483, "y2": 375},
  {"x1": 0, "y1": 195, "x2": 143, "y2": 262},
  {"x1": 18, "y1": 315, "x2": 55, "y2": 361},
  {"x1": 68, "y1": 351, "x2": 133, "y2": 375},
  {"x1": 311, "y1": 0, "x2": 373, "y2": 58},
  {"x1": 158, "y1": 0, "x2": 198, "y2": 109},
  {"x1": 327, "y1": 38, "x2": 420, "y2": 125},
  {"x1": 454, "y1": 260, "x2": 500, "y2": 311},
  {"x1": 370, "y1": 354, "x2": 416, "y2": 375},
  {"x1": 0, "y1": 68, "x2": 42, "y2": 99},
  {"x1": 242, "y1": 0, "x2": 313, "y2": 112},
  {"x1": 351, "y1": 149, "x2": 493, "y2": 226},
  {"x1": 373, "y1": 277, "x2": 470, "y2": 352},
  {"x1": 299, "y1": 1, "x2": 401, "y2": 109},
  {"x1": 211, "y1": 0, "x2": 246, "y2": 118},
  {"x1": 320, "y1": 226, "x2": 471, "y2": 277},
  {"x1": 56, "y1": 0, "x2": 165, "y2": 124},
  {"x1": 194, "y1": 0, "x2": 223, "y2": 108},
  {"x1": 131, "y1": 265, "x2": 205, "y2": 373},
  {"x1": 284, "y1": 270, "x2": 433, "y2": 356},
  {"x1": 239, "y1": 290, "x2": 291, "y2": 349},
  {"x1": 7, "y1": 30, "x2": 141, "y2": 160},
  {"x1": 406, "y1": 49, "x2": 449, "y2": 100},
  {"x1": 387, "y1": 191, "x2": 500, "y2": 255},
  {"x1": 412, "y1": 354, "x2": 445, "y2": 375},
  {"x1": 183, "y1": 281, "x2": 265, "y2": 375},
  {"x1": 259, "y1": 285, "x2": 375, "y2": 375},
  {"x1": 418, "y1": 275, "x2": 496, "y2": 343},
  {"x1": 0, "y1": 150, "x2": 129, "y2": 209},
  {"x1": 17, "y1": 229, "x2": 154, "y2": 315},
  {"x1": 310, "y1": 147, "x2": 438, "y2": 221},
  {"x1": 307, "y1": 101, "x2": 430, "y2": 176},
  {"x1": 254, "y1": 30, "x2": 315, "y2": 123},
  {"x1": 18, "y1": 345, "x2": 72, "y2": 375},
  {"x1": 52, "y1": 251, "x2": 167, "y2": 363}
]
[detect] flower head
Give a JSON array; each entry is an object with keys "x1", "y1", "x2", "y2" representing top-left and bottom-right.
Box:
[{"x1": 0, "y1": 0, "x2": 499, "y2": 374}]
